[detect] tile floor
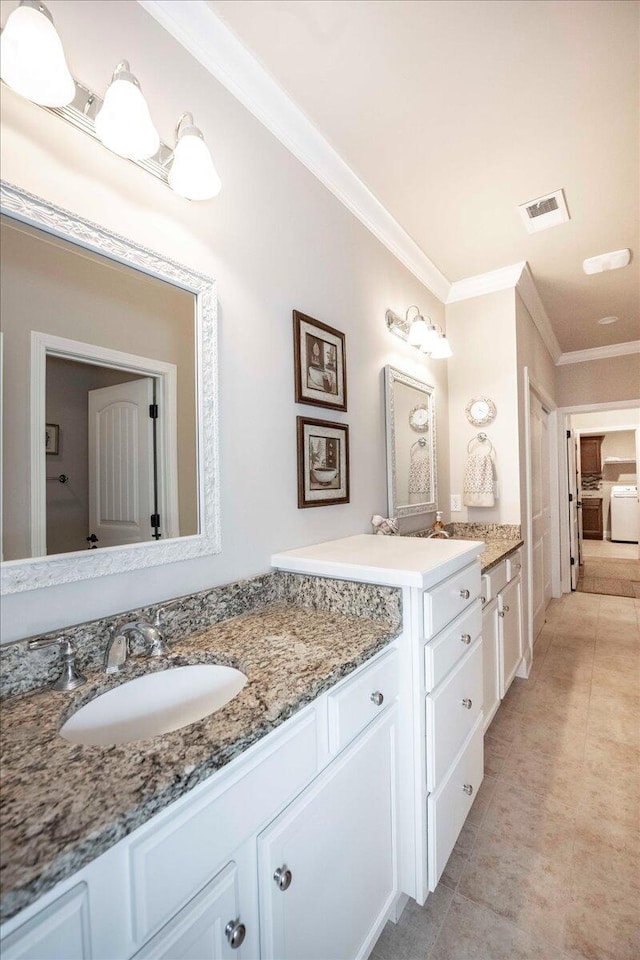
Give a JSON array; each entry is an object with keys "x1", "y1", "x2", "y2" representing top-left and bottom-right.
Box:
[
  {"x1": 371, "y1": 591, "x2": 640, "y2": 960},
  {"x1": 582, "y1": 540, "x2": 639, "y2": 560}
]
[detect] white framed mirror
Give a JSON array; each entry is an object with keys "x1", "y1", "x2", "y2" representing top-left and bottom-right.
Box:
[
  {"x1": 384, "y1": 365, "x2": 437, "y2": 518},
  {"x1": 0, "y1": 181, "x2": 220, "y2": 594}
]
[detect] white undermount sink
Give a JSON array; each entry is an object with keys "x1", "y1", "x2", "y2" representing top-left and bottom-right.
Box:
[{"x1": 60, "y1": 664, "x2": 248, "y2": 747}]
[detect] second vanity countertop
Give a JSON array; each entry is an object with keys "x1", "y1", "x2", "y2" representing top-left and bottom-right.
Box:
[{"x1": 0, "y1": 602, "x2": 399, "y2": 923}]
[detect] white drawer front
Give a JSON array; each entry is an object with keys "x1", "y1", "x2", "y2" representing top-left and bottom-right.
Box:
[
  {"x1": 328, "y1": 650, "x2": 398, "y2": 754},
  {"x1": 424, "y1": 601, "x2": 482, "y2": 692},
  {"x1": 506, "y1": 548, "x2": 523, "y2": 581},
  {"x1": 1, "y1": 885, "x2": 91, "y2": 960},
  {"x1": 424, "y1": 562, "x2": 481, "y2": 639},
  {"x1": 427, "y1": 715, "x2": 484, "y2": 891},
  {"x1": 483, "y1": 560, "x2": 507, "y2": 601},
  {"x1": 425, "y1": 638, "x2": 483, "y2": 791}
]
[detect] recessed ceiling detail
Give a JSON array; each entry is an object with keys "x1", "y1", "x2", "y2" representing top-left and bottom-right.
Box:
[
  {"x1": 583, "y1": 249, "x2": 632, "y2": 274},
  {"x1": 517, "y1": 189, "x2": 570, "y2": 234}
]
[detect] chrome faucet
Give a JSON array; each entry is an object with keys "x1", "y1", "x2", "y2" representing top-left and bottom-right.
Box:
[{"x1": 104, "y1": 611, "x2": 170, "y2": 674}]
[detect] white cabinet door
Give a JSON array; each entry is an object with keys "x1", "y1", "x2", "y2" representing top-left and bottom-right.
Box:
[
  {"x1": 1, "y1": 885, "x2": 91, "y2": 960},
  {"x1": 499, "y1": 576, "x2": 523, "y2": 697},
  {"x1": 258, "y1": 712, "x2": 397, "y2": 960},
  {"x1": 482, "y1": 599, "x2": 500, "y2": 730},
  {"x1": 133, "y1": 863, "x2": 244, "y2": 960}
]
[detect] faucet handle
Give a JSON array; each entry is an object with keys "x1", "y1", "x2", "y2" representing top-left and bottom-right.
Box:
[
  {"x1": 28, "y1": 636, "x2": 86, "y2": 691},
  {"x1": 154, "y1": 600, "x2": 182, "y2": 628}
]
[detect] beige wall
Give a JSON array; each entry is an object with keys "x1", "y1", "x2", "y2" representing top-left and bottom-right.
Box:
[
  {"x1": 446, "y1": 289, "x2": 520, "y2": 523},
  {"x1": 1, "y1": 217, "x2": 198, "y2": 563},
  {"x1": 557, "y1": 353, "x2": 640, "y2": 407},
  {"x1": 0, "y1": 0, "x2": 448, "y2": 640}
]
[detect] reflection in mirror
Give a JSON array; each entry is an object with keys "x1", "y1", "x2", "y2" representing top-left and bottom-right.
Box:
[
  {"x1": 1, "y1": 214, "x2": 198, "y2": 561},
  {"x1": 384, "y1": 365, "x2": 437, "y2": 518}
]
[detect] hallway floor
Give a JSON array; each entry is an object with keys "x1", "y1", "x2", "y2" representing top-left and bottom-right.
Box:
[{"x1": 371, "y1": 591, "x2": 640, "y2": 960}]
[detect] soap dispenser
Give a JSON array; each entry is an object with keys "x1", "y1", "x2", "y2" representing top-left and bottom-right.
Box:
[{"x1": 429, "y1": 510, "x2": 451, "y2": 539}]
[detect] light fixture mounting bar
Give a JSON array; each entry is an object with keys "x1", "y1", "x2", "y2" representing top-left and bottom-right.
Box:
[
  {"x1": 385, "y1": 308, "x2": 411, "y2": 340},
  {"x1": 44, "y1": 79, "x2": 174, "y2": 186}
]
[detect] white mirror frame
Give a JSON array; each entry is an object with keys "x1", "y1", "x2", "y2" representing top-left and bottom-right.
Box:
[
  {"x1": 384, "y1": 365, "x2": 438, "y2": 519},
  {"x1": 0, "y1": 181, "x2": 220, "y2": 594}
]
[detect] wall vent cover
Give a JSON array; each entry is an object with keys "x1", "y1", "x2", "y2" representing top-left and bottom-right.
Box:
[{"x1": 517, "y1": 189, "x2": 570, "y2": 233}]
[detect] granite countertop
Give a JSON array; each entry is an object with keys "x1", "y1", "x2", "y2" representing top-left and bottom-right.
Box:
[
  {"x1": 0, "y1": 603, "x2": 399, "y2": 923},
  {"x1": 445, "y1": 536, "x2": 524, "y2": 573}
]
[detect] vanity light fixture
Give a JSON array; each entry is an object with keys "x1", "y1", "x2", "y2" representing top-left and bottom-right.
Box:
[
  {"x1": 0, "y1": 11, "x2": 222, "y2": 201},
  {"x1": 0, "y1": 0, "x2": 75, "y2": 107},
  {"x1": 385, "y1": 308, "x2": 452, "y2": 359},
  {"x1": 169, "y1": 113, "x2": 222, "y2": 201},
  {"x1": 94, "y1": 61, "x2": 160, "y2": 161}
]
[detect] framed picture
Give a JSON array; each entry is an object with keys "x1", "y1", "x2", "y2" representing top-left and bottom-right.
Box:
[
  {"x1": 45, "y1": 423, "x2": 60, "y2": 455},
  {"x1": 293, "y1": 310, "x2": 347, "y2": 411},
  {"x1": 297, "y1": 417, "x2": 350, "y2": 508}
]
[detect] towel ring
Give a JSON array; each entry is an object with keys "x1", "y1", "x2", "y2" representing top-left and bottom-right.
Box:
[
  {"x1": 411, "y1": 437, "x2": 428, "y2": 451},
  {"x1": 467, "y1": 433, "x2": 494, "y2": 455}
]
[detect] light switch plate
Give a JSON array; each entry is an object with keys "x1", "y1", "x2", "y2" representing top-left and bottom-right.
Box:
[{"x1": 450, "y1": 494, "x2": 462, "y2": 512}]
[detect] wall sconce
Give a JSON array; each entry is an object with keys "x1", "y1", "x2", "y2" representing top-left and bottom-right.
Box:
[
  {"x1": 0, "y1": 2, "x2": 221, "y2": 201},
  {"x1": 386, "y1": 307, "x2": 452, "y2": 359}
]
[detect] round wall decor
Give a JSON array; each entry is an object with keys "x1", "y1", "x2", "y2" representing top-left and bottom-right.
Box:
[
  {"x1": 465, "y1": 397, "x2": 497, "y2": 427},
  {"x1": 409, "y1": 404, "x2": 430, "y2": 432}
]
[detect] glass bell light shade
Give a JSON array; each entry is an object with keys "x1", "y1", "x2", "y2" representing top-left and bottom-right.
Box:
[
  {"x1": 94, "y1": 61, "x2": 159, "y2": 161},
  {"x1": 430, "y1": 334, "x2": 453, "y2": 359},
  {"x1": 0, "y1": 1, "x2": 75, "y2": 107},
  {"x1": 169, "y1": 114, "x2": 222, "y2": 201},
  {"x1": 420, "y1": 323, "x2": 441, "y2": 354},
  {"x1": 408, "y1": 314, "x2": 428, "y2": 347}
]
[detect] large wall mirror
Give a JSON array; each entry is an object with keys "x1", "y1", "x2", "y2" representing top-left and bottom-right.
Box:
[
  {"x1": 0, "y1": 182, "x2": 220, "y2": 594},
  {"x1": 384, "y1": 365, "x2": 437, "y2": 518}
]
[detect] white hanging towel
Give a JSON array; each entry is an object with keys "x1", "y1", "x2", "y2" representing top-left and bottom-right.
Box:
[{"x1": 463, "y1": 453, "x2": 495, "y2": 507}]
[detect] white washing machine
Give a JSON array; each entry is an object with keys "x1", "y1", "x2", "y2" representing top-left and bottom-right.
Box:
[{"x1": 610, "y1": 485, "x2": 638, "y2": 543}]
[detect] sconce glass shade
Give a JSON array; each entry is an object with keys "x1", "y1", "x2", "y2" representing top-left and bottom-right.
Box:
[
  {"x1": 0, "y1": 1, "x2": 75, "y2": 107},
  {"x1": 94, "y1": 62, "x2": 160, "y2": 161},
  {"x1": 168, "y1": 114, "x2": 222, "y2": 201},
  {"x1": 430, "y1": 334, "x2": 453, "y2": 359},
  {"x1": 408, "y1": 316, "x2": 428, "y2": 347},
  {"x1": 420, "y1": 324, "x2": 441, "y2": 354}
]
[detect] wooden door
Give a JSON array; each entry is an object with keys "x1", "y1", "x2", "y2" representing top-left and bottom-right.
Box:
[
  {"x1": 258, "y1": 713, "x2": 397, "y2": 960},
  {"x1": 567, "y1": 430, "x2": 580, "y2": 589},
  {"x1": 529, "y1": 394, "x2": 552, "y2": 640},
  {"x1": 579, "y1": 436, "x2": 604, "y2": 474},
  {"x1": 133, "y1": 863, "x2": 243, "y2": 960},
  {"x1": 88, "y1": 378, "x2": 155, "y2": 547},
  {"x1": 582, "y1": 500, "x2": 603, "y2": 540},
  {"x1": 499, "y1": 577, "x2": 523, "y2": 697}
]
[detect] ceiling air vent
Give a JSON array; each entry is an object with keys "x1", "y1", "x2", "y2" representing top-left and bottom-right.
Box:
[{"x1": 517, "y1": 189, "x2": 570, "y2": 234}]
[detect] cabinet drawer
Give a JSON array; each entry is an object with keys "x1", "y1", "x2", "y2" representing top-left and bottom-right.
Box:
[
  {"x1": 424, "y1": 601, "x2": 482, "y2": 692},
  {"x1": 425, "y1": 638, "x2": 483, "y2": 791},
  {"x1": 129, "y1": 711, "x2": 318, "y2": 943},
  {"x1": 506, "y1": 549, "x2": 523, "y2": 581},
  {"x1": 427, "y1": 715, "x2": 484, "y2": 891},
  {"x1": 328, "y1": 650, "x2": 398, "y2": 754},
  {"x1": 424, "y1": 562, "x2": 481, "y2": 638},
  {"x1": 482, "y1": 560, "x2": 507, "y2": 601},
  {"x1": 0, "y1": 885, "x2": 91, "y2": 960}
]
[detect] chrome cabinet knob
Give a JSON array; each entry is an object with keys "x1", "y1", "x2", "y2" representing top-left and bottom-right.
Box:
[
  {"x1": 459, "y1": 589, "x2": 470, "y2": 599},
  {"x1": 480, "y1": 595, "x2": 487, "y2": 605},
  {"x1": 515, "y1": 563, "x2": 522, "y2": 570},
  {"x1": 225, "y1": 919, "x2": 246, "y2": 949},
  {"x1": 460, "y1": 633, "x2": 472, "y2": 645},
  {"x1": 503, "y1": 604, "x2": 510, "y2": 613},
  {"x1": 370, "y1": 691, "x2": 384, "y2": 706},
  {"x1": 463, "y1": 783, "x2": 474, "y2": 796},
  {"x1": 462, "y1": 698, "x2": 473, "y2": 709},
  {"x1": 274, "y1": 865, "x2": 292, "y2": 891}
]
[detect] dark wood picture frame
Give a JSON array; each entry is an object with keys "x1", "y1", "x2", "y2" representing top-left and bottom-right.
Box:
[
  {"x1": 293, "y1": 310, "x2": 347, "y2": 411},
  {"x1": 297, "y1": 416, "x2": 350, "y2": 508}
]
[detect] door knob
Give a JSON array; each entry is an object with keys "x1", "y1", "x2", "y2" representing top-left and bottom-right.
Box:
[
  {"x1": 225, "y1": 919, "x2": 246, "y2": 949},
  {"x1": 460, "y1": 633, "x2": 472, "y2": 645},
  {"x1": 463, "y1": 783, "x2": 474, "y2": 796},
  {"x1": 459, "y1": 589, "x2": 470, "y2": 599},
  {"x1": 462, "y1": 698, "x2": 473, "y2": 709},
  {"x1": 274, "y1": 865, "x2": 293, "y2": 891},
  {"x1": 370, "y1": 691, "x2": 384, "y2": 706}
]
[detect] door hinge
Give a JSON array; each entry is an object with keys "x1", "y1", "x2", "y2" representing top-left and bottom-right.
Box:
[
  {"x1": 566, "y1": 429, "x2": 571, "y2": 439},
  {"x1": 149, "y1": 403, "x2": 159, "y2": 419},
  {"x1": 569, "y1": 493, "x2": 573, "y2": 502},
  {"x1": 570, "y1": 556, "x2": 575, "y2": 566},
  {"x1": 150, "y1": 513, "x2": 161, "y2": 529}
]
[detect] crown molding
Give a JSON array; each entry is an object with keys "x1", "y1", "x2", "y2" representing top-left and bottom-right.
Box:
[
  {"x1": 446, "y1": 262, "x2": 526, "y2": 303},
  {"x1": 556, "y1": 340, "x2": 640, "y2": 366},
  {"x1": 515, "y1": 263, "x2": 562, "y2": 363},
  {"x1": 137, "y1": 0, "x2": 451, "y2": 302}
]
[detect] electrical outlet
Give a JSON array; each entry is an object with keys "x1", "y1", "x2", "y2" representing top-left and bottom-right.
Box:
[{"x1": 450, "y1": 494, "x2": 462, "y2": 512}]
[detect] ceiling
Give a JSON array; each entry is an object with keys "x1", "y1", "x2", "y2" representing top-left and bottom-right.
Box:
[{"x1": 209, "y1": 0, "x2": 639, "y2": 353}]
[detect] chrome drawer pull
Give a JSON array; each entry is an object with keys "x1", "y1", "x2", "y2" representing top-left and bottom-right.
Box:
[
  {"x1": 461, "y1": 633, "x2": 472, "y2": 645},
  {"x1": 459, "y1": 588, "x2": 470, "y2": 599},
  {"x1": 225, "y1": 920, "x2": 246, "y2": 949},
  {"x1": 498, "y1": 611, "x2": 505, "y2": 618},
  {"x1": 462, "y1": 698, "x2": 473, "y2": 709},
  {"x1": 370, "y1": 690, "x2": 384, "y2": 706},
  {"x1": 273, "y1": 865, "x2": 293, "y2": 891},
  {"x1": 463, "y1": 783, "x2": 474, "y2": 796}
]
